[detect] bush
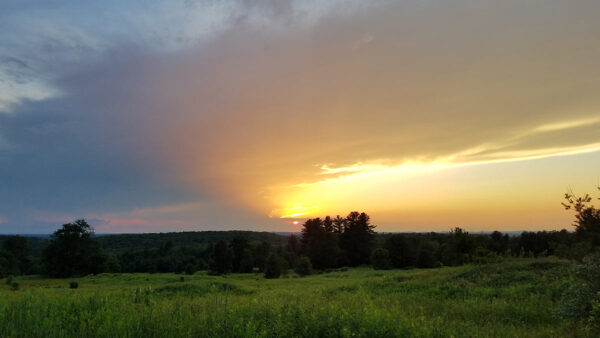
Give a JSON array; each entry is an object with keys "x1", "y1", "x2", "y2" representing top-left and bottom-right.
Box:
[
  {"x1": 264, "y1": 254, "x2": 284, "y2": 279},
  {"x1": 371, "y1": 248, "x2": 391, "y2": 270},
  {"x1": 294, "y1": 256, "x2": 313, "y2": 277},
  {"x1": 180, "y1": 276, "x2": 185, "y2": 282},
  {"x1": 10, "y1": 281, "x2": 19, "y2": 291},
  {"x1": 5, "y1": 275, "x2": 13, "y2": 285},
  {"x1": 472, "y1": 247, "x2": 501, "y2": 265},
  {"x1": 557, "y1": 252, "x2": 600, "y2": 325},
  {"x1": 69, "y1": 281, "x2": 79, "y2": 289}
]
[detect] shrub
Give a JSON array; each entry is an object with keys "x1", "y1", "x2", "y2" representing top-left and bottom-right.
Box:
[
  {"x1": 472, "y1": 247, "x2": 501, "y2": 265},
  {"x1": 557, "y1": 252, "x2": 600, "y2": 325},
  {"x1": 371, "y1": 248, "x2": 392, "y2": 270},
  {"x1": 10, "y1": 281, "x2": 19, "y2": 291},
  {"x1": 180, "y1": 276, "x2": 185, "y2": 282},
  {"x1": 5, "y1": 275, "x2": 13, "y2": 285},
  {"x1": 264, "y1": 254, "x2": 284, "y2": 279},
  {"x1": 294, "y1": 256, "x2": 313, "y2": 277},
  {"x1": 69, "y1": 281, "x2": 78, "y2": 289}
]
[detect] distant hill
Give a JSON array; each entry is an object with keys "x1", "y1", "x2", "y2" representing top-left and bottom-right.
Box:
[
  {"x1": 95, "y1": 231, "x2": 287, "y2": 254},
  {"x1": 1, "y1": 231, "x2": 288, "y2": 257},
  {"x1": 0, "y1": 235, "x2": 50, "y2": 257}
]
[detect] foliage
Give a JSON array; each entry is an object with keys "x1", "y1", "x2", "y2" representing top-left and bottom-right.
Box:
[
  {"x1": 264, "y1": 254, "x2": 286, "y2": 279},
  {"x1": 0, "y1": 236, "x2": 34, "y2": 277},
  {"x1": 563, "y1": 187, "x2": 600, "y2": 245},
  {"x1": 209, "y1": 240, "x2": 233, "y2": 275},
  {"x1": 370, "y1": 248, "x2": 391, "y2": 270},
  {"x1": 557, "y1": 252, "x2": 600, "y2": 325},
  {"x1": 385, "y1": 234, "x2": 418, "y2": 268},
  {"x1": 42, "y1": 219, "x2": 109, "y2": 278},
  {"x1": 339, "y1": 212, "x2": 376, "y2": 266},
  {"x1": 70, "y1": 281, "x2": 79, "y2": 289},
  {"x1": 294, "y1": 256, "x2": 313, "y2": 276},
  {"x1": 301, "y1": 218, "x2": 339, "y2": 269}
]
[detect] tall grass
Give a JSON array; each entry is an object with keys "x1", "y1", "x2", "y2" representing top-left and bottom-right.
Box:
[{"x1": 0, "y1": 258, "x2": 584, "y2": 337}]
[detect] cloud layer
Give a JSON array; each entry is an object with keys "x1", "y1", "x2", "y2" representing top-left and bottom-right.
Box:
[{"x1": 1, "y1": 0, "x2": 600, "y2": 232}]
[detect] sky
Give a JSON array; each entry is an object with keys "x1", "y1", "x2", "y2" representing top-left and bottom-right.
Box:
[{"x1": 1, "y1": 0, "x2": 600, "y2": 234}]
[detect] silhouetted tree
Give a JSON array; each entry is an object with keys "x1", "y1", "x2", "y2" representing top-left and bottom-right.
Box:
[
  {"x1": 283, "y1": 234, "x2": 301, "y2": 268},
  {"x1": 1, "y1": 236, "x2": 31, "y2": 275},
  {"x1": 42, "y1": 219, "x2": 108, "y2": 277},
  {"x1": 452, "y1": 227, "x2": 474, "y2": 263},
  {"x1": 231, "y1": 236, "x2": 249, "y2": 272},
  {"x1": 254, "y1": 242, "x2": 272, "y2": 272},
  {"x1": 339, "y1": 212, "x2": 376, "y2": 266},
  {"x1": 333, "y1": 215, "x2": 346, "y2": 233},
  {"x1": 386, "y1": 234, "x2": 419, "y2": 268},
  {"x1": 301, "y1": 218, "x2": 339, "y2": 269},
  {"x1": 417, "y1": 241, "x2": 438, "y2": 268},
  {"x1": 323, "y1": 216, "x2": 334, "y2": 233},
  {"x1": 210, "y1": 240, "x2": 232, "y2": 275},
  {"x1": 371, "y1": 248, "x2": 391, "y2": 270},
  {"x1": 294, "y1": 256, "x2": 313, "y2": 276},
  {"x1": 239, "y1": 249, "x2": 255, "y2": 273},
  {"x1": 488, "y1": 231, "x2": 509, "y2": 255},
  {"x1": 563, "y1": 187, "x2": 600, "y2": 246},
  {"x1": 264, "y1": 253, "x2": 285, "y2": 279}
]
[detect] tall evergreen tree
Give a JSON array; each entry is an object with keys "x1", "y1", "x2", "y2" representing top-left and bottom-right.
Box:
[
  {"x1": 339, "y1": 212, "x2": 376, "y2": 266},
  {"x1": 300, "y1": 218, "x2": 339, "y2": 269}
]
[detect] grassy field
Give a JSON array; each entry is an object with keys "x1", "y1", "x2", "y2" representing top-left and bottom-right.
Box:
[{"x1": 0, "y1": 258, "x2": 586, "y2": 337}]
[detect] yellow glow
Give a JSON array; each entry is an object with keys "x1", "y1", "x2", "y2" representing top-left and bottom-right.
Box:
[
  {"x1": 268, "y1": 144, "x2": 600, "y2": 226},
  {"x1": 534, "y1": 117, "x2": 600, "y2": 133},
  {"x1": 275, "y1": 206, "x2": 320, "y2": 219}
]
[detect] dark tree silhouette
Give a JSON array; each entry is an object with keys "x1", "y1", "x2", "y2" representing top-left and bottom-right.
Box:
[
  {"x1": 371, "y1": 248, "x2": 391, "y2": 270},
  {"x1": 253, "y1": 242, "x2": 273, "y2": 272},
  {"x1": 417, "y1": 241, "x2": 438, "y2": 268},
  {"x1": 264, "y1": 253, "x2": 285, "y2": 279},
  {"x1": 294, "y1": 256, "x2": 313, "y2": 276},
  {"x1": 42, "y1": 219, "x2": 108, "y2": 277},
  {"x1": 488, "y1": 231, "x2": 509, "y2": 254},
  {"x1": 452, "y1": 227, "x2": 474, "y2": 263},
  {"x1": 386, "y1": 234, "x2": 418, "y2": 268},
  {"x1": 1, "y1": 236, "x2": 31, "y2": 275},
  {"x1": 210, "y1": 240, "x2": 233, "y2": 275},
  {"x1": 283, "y1": 234, "x2": 301, "y2": 268},
  {"x1": 563, "y1": 187, "x2": 600, "y2": 246},
  {"x1": 339, "y1": 212, "x2": 376, "y2": 266},
  {"x1": 333, "y1": 215, "x2": 346, "y2": 233},
  {"x1": 238, "y1": 248, "x2": 254, "y2": 273},
  {"x1": 301, "y1": 218, "x2": 339, "y2": 269},
  {"x1": 231, "y1": 236, "x2": 249, "y2": 272}
]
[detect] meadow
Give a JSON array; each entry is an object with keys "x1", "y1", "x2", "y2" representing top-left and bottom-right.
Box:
[{"x1": 0, "y1": 257, "x2": 586, "y2": 337}]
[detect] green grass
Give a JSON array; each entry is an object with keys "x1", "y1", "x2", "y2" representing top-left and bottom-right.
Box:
[{"x1": 0, "y1": 258, "x2": 586, "y2": 337}]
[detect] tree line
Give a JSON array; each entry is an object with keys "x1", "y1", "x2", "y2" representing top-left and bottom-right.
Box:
[{"x1": 1, "y1": 186, "x2": 599, "y2": 278}]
